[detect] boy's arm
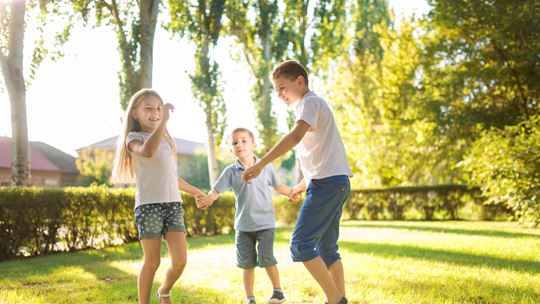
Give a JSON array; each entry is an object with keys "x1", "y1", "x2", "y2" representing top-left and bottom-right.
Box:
[
  {"x1": 292, "y1": 179, "x2": 307, "y2": 195},
  {"x1": 242, "y1": 120, "x2": 311, "y2": 182},
  {"x1": 273, "y1": 185, "x2": 291, "y2": 197}
]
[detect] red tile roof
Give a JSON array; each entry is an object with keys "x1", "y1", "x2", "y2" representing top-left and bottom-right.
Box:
[{"x1": 0, "y1": 137, "x2": 67, "y2": 172}]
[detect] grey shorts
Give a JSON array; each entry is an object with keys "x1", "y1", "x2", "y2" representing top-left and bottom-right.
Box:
[
  {"x1": 134, "y1": 202, "x2": 186, "y2": 239},
  {"x1": 235, "y1": 228, "x2": 277, "y2": 269}
]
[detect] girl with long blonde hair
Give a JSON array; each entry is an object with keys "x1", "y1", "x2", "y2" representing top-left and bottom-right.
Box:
[{"x1": 112, "y1": 88, "x2": 205, "y2": 304}]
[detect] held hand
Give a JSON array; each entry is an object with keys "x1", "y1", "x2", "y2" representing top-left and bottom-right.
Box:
[
  {"x1": 161, "y1": 103, "x2": 175, "y2": 123},
  {"x1": 289, "y1": 193, "x2": 302, "y2": 203},
  {"x1": 241, "y1": 163, "x2": 263, "y2": 183},
  {"x1": 196, "y1": 195, "x2": 213, "y2": 210},
  {"x1": 288, "y1": 186, "x2": 304, "y2": 203}
]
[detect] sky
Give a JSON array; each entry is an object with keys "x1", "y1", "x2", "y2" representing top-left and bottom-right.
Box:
[{"x1": 0, "y1": 0, "x2": 429, "y2": 157}]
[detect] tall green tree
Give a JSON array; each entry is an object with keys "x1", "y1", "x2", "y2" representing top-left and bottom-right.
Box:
[
  {"x1": 72, "y1": 0, "x2": 160, "y2": 109},
  {"x1": 225, "y1": 0, "x2": 289, "y2": 152},
  {"x1": 0, "y1": 1, "x2": 72, "y2": 186},
  {"x1": 283, "y1": 0, "x2": 348, "y2": 73},
  {"x1": 168, "y1": 0, "x2": 227, "y2": 184},
  {"x1": 425, "y1": 0, "x2": 540, "y2": 132}
]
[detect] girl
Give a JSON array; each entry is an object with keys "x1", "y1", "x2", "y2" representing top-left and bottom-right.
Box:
[{"x1": 112, "y1": 88, "x2": 204, "y2": 304}]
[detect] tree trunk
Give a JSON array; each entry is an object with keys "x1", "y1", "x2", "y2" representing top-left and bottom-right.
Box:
[
  {"x1": 200, "y1": 38, "x2": 220, "y2": 185},
  {"x1": 138, "y1": 0, "x2": 159, "y2": 89},
  {"x1": 0, "y1": 0, "x2": 30, "y2": 186},
  {"x1": 205, "y1": 119, "x2": 219, "y2": 185},
  {"x1": 256, "y1": 11, "x2": 278, "y2": 152}
]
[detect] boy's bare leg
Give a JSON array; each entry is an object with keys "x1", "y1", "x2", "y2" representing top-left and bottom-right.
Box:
[
  {"x1": 265, "y1": 265, "x2": 281, "y2": 288},
  {"x1": 303, "y1": 256, "x2": 343, "y2": 304},
  {"x1": 328, "y1": 259, "x2": 345, "y2": 297},
  {"x1": 243, "y1": 268, "x2": 256, "y2": 298}
]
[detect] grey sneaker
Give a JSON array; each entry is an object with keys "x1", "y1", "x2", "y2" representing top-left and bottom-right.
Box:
[
  {"x1": 268, "y1": 290, "x2": 286, "y2": 304},
  {"x1": 246, "y1": 298, "x2": 256, "y2": 304}
]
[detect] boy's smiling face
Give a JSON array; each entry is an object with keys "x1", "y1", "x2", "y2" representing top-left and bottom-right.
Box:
[
  {"x1": 230, "y1": 131, "x2": 256, "y2": 159},
  {"x1": 273, "y1": 75, "x2": 307, "y2": 107}
]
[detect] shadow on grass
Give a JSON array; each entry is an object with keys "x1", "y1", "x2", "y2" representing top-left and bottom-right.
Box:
[
  {"x1": 340, "y1": 240, "x2": 540, "y2": 274},
  {"x1": 342, "y1": 221, "x2": 540, "y2": 239}
]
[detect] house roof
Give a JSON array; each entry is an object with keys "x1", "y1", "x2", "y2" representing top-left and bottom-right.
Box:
[
  {"x1": 76, "y1": 135, "x2": 205, "y2": 155},
  {"x1": 0, "y1": 137, "x2": 78, "y2": 173}
]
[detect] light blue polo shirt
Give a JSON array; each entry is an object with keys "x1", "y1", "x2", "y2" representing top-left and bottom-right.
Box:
[{"x1": 213, "y1": 157, "x2": 278, "y2": 232}]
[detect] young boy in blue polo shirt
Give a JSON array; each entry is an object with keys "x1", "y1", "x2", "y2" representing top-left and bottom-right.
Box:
[
  {"x1": 242, "y1": 60, "x2": 352, "y2": 304},
  {"x1": 197, "y1": 127, "x2": 295, "y2": 304}
]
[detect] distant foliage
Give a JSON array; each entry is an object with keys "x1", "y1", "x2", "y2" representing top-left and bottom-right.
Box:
[{"x1": 461, "y1": 116, "x2": 540, "y2": 227}]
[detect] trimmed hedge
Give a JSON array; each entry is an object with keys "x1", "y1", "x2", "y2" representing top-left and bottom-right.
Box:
[
  {"x1": 0, "y1": 184, "x2": 512, "y2": 259},
  {"x1": 274, "y1": 185, "x2": 514, "y2": 224},
  {"x1": 0, "y1": 186, "x2": 234, "y2": 260}
]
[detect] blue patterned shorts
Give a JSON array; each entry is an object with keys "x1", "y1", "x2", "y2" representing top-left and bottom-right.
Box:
[{"x1": 134, "y1": 202, "x2": 186, "y2": 239}]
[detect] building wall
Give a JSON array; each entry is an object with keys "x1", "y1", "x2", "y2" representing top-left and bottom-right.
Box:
[{"x1": 0, "y1": 168, "x2": 78, "y2": 187}]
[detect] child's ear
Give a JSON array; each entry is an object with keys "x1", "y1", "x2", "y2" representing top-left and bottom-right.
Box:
[{"x1": 296, "y1": 76, "x2": 305, "y2": 86}]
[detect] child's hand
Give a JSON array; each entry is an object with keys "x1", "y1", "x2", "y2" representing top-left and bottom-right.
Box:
[
  {"x1": 288, "y1": 187, "x2": 304, "y2": 203},
  {"x1": 196, "y1": 195, "x2": 213, "y2": 210},
  {"x1": 242, "y1": 163, "x2": 263, "y2": 183},
  {"x1": 161, "y1": 103, "x2": 175, "y2": 122}
]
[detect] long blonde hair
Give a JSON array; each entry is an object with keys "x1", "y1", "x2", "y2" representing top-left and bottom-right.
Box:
[{"x1": 111, "y1": 88, "x2": 176, "y2": 183}]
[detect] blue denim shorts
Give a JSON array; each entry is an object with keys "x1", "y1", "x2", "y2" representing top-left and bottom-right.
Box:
[
  {"x1": 290, "y1": 175, "x2": 350, "y2": 266},
  {"x1": 235, "y1": 229, "x2": 277, "y2": 269},
  {"x1": 134, "y1": 202, "x2": 186, "y2": 239}
]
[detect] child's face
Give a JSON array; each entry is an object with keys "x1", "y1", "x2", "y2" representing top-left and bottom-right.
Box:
[
  {"x1": 230, "y1": 131, "x2": 256, "y2": 158},
  {"x1": 273, "y1": 75, "x2": 306, "y2": 106},
  {"x1": 131, "y1": 96, "x2": 163, "y2": 132}
]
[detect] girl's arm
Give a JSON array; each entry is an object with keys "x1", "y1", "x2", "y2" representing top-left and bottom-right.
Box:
[{"x1": 178, "y1": 177, "x2": 205, "y2": 197}]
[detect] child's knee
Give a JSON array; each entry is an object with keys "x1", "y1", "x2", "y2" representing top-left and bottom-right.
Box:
[
  {"x1": 290, "y1": 239, "x2": 318, "y2": 262},
  {"x1": 171, "y1": 253, "x2": 187, "y2": 271},
  {"x1": 320, "y1": 252, "x2": 341, "y2": 267},
  {"x1": 142, "y1": 258, "x2": 161, "y2": 272}
]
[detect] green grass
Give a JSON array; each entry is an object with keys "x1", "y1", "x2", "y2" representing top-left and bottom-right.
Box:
[{"x1": 1, "y1": 221, "x2": 539, "y2": 303}]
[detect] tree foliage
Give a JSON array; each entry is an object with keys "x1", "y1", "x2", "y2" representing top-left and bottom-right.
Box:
[
  {"x1": 168, "y1": 0, "x2": 227, "y2": 184},
  {"x1": 71, "y1": 0, "x2": 160, "y2": 109},
  {"x1": 460, "y1": 116, "x2": 540, "y2": 227}
]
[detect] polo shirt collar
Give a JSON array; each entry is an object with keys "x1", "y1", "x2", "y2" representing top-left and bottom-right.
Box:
[{"x1": 234, "y1": 156, "x2": 260, "y2": 170}]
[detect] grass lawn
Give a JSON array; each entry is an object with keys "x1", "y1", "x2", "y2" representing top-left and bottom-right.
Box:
[{"x1": 1, "y1": 220, "x2": 539, "y2": 303}]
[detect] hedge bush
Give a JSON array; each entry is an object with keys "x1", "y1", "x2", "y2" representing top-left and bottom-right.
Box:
[
  {"x1": 274, "y1": 185, "x2": 513, "y2": 224},
  {"x1": 0, "y1": 186, "x2": 234, "y2": 260},
  {"x1": 0, "y1": 184, "x2": 513, "y2": 259}
]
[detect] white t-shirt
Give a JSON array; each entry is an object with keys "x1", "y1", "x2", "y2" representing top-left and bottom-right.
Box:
[
  {"x1": 126, "y1": 132, "x2": 182, "y2": 209},
  {"x1": 295, "y1": 92, "x2": 353, "y2": 186}
]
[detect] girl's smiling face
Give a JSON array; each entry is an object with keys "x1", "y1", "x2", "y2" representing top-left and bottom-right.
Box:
[{"x1": 131, "y1": 96, "x2": 163, "y2": 132}]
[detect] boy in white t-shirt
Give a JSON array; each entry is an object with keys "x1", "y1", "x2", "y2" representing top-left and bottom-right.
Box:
[{"x1": 242, "y1": 60, "x2": 352, "y2": 304}]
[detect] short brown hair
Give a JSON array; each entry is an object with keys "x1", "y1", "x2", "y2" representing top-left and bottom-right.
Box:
[
  {"x1": 230, "y1": 127, "x2": 255, "y2": 142},
  {"x1": 272, "y1": 60, "x2": 309, "y2": 86}
]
